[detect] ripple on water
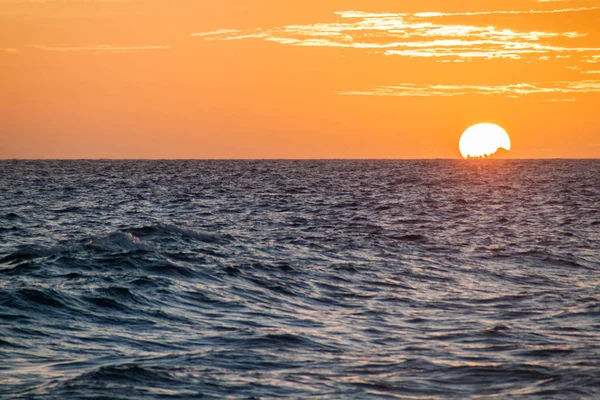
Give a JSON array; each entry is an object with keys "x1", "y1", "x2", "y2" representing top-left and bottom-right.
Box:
[{"x1": 0, "y1": 159, "x2": 599, "y2": 399}]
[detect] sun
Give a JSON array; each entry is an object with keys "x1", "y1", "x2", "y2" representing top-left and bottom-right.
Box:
[{"x1": 459, "y1": 123, "x2": 511, "y2": 159}]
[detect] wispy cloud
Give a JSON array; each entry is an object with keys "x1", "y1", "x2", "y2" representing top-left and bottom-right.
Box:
[
  {"x1": 411, "y1": 6, "x2": 600, "y2": 17},
  {"x1": 193, "y1": 7, "x2": 599, "y2": 62},
  {"x1": 2, "y1": 48, "x2": 18, "y2": 54},
  {"x1": 26, "y1": 44, "x2": 168, "y2": 53},
  {"x1": 583, "y1": 55, "x2": 600, "y2": 63},
  {"x1": 193, "y1": 6, "x2": 600, "y2": 100},
  {"x1": 338, "y1": 81, "x2": 600, "y2": 98}
]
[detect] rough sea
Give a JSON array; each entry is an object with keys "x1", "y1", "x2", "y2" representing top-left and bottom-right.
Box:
[{"x1": 1, "y1": 160, "x2": 599, "y2": 399}]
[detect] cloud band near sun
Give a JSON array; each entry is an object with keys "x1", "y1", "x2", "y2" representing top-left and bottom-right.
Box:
[
  {"x1": 338, "y1": 81, "x2": 600, "y2": 100},
  {"x1": 192, "y1": 6, "x2": 600, "y2": 100},
  {"x1": 193, "y1": 7, "x2": 599, "y2": 62}
]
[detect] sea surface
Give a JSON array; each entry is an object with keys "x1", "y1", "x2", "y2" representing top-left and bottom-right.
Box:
[{"x1": 1, "y1": 160, "x2": 599, "y2": 399}]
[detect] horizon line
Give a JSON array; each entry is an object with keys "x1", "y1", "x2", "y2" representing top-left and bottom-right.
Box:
[{"x1": 1, "y1": 157, "x2": 598, "y2": 161}]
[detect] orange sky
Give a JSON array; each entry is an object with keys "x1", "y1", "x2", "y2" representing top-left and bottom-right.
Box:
[{"x1": 1, "y1": 0, "x2": 599, "y2": 159}]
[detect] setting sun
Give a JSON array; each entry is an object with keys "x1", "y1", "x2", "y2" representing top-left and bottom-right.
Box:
[{"x1": 459, "y1": 123, "x2": 511, "y2": 159}]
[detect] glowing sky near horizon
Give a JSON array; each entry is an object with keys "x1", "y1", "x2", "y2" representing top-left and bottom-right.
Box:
[{"x1": 1, "y1": 0, "x2": 599, "y2": 158}]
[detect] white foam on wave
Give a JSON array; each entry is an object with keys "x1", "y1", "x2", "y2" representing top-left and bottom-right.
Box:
[
  {"x1": 162, "y1": 224, "x2": 229, "y2": 243},
  {"x1": 86, "y1": 232, "x2": 147, "y2": 252}
]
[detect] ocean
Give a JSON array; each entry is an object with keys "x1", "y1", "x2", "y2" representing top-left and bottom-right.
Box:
[{"x1": 1, "y1": 159, "x2": 599, "y2": 399}]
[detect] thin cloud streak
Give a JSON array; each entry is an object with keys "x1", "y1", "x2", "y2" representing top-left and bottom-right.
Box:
[
  {"x1": 338, "y1": 81, "x2": 600, "y2": 98},
  {"x1": 583, "y1": 55, "x2": 600, "y2": 63},
  {"x1": 410, "y1": 6, "x2": 600, "y2": 17}
]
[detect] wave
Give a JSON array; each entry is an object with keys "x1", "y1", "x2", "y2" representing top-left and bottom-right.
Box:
[
  {"x1": 84, "y1": 231, "x2": 147, "y2": 252},
  {"x1": 0, "y1": 224, "x2": 234, "y2": 265},
  {"x1": 1, "y1": 159, "x2": 599, "y2": 399},
  {"x1": 3, "y1": 212, "x2": 23, "y2": 220},
  {"x1": 0, "y1": 244, "x2": 67, "y2": 264}
]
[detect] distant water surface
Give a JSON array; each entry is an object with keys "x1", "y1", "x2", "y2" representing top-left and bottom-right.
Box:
[{"x1": 1, "y1": 160, "x2": 599, "y2": 399}]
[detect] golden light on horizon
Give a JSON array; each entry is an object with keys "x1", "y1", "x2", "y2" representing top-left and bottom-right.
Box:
[{"x1": 459, "y1": 123, "x2": 511, "y2": 159}]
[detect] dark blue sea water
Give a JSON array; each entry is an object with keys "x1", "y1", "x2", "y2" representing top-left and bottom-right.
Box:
[{"x1": 1, "y1": 160, "x2": 599, "y2": 399}]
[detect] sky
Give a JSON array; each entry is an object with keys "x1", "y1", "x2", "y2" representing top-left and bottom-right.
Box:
[{"x1": 1, "y1": 0, "x2": 599, "y2": 159}]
